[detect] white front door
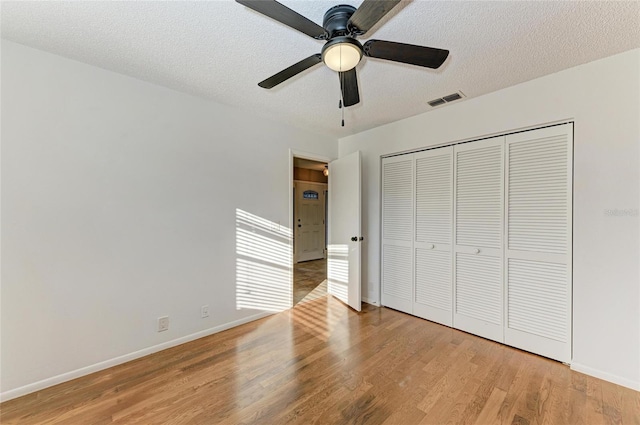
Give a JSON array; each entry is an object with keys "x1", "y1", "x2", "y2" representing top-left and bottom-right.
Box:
[
  {"x1": 327, "y1": 151, "x2": 362, "y2": 312},
  {"x1": 294, "y1": 182, "x2": 326, "y2": 262}
]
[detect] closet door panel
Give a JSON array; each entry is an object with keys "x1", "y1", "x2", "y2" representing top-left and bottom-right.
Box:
[
  {"x1": 415, "y1": 149, "x2": 452, "y2": 245},
  {"x1": 455, "y1": 145, "x2": 503, "y2": 250},
  {"x1": 454, "y1": 252, "x2": 503, "y2": 342},
  {"x1": 505, "y1": 124, "x2": 572, "y2": 362},
  {"x1": 415, "y1": 249, "x2": 451, "y2": 309},
  {"x1": 453, "y1": 137, "x2": 504, "y2": 343},
  {"x1": 413, "y1": 147, "x2": 453, "y2": 326},
  {"x1": 414, "y1": 248, "x2": 452, "y2": 325},
  {"x1": 507, "y1": 259, "x2": 567, "y2": 341},
  {"x1": 381, "y1": 156, "x2": 414, "y2": 313},
  {"x1": 382, "y1": 244, "x2": 413, "y2": 311}
]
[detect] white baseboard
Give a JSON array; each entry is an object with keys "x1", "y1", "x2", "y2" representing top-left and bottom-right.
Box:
[
  {"x1": 0, "y1": 311, "x2": 275, "y2": 402},
  {"x1": 570, "y1": 362, "x2": 640, "y2": 391}
]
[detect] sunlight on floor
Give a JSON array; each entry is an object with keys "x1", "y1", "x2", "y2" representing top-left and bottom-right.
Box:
[
  {"x1": 291, "y1": 296, "x2": 348, "y2": 343},
  {"x1": 298, "y1": 279, "x2": 328, "y2": 304}
]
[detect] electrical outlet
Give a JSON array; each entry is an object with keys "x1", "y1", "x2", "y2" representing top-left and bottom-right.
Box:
[
  {"x1": 157, "y1": 316, "x2": 169, "y2": 332},
  {"x1": 201, "y1": 305, "x2": 210, "y2": 318}
]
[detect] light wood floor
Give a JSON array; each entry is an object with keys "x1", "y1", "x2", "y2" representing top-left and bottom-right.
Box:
[
  {"x1": 2, "y1": 297, "x2": 638, "y2": 424},
  {"x1": 293, "y1": 258, "x2": 327, "y2": 305}
]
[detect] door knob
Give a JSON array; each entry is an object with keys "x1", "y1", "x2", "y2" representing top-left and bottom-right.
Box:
[
  {"x1": 428, "y1": 244, "x2": 435, "y2": 249},
  {"x1": 351, "y1": 236, "x2": 358, "y2": 242},
  {"x1": 474, "y1": 248, "x2": 480, "y2": 254}
]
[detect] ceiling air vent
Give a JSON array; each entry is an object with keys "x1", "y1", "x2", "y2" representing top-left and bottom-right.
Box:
[
  {"x1": 442, "y1": 92, "x2": 462, "y2": 102},
  {"x1": 428, "y1": 91, "x2": 466, "y2": 107}
]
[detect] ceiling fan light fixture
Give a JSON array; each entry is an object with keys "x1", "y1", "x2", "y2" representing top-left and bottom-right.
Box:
[{"x1": 321, "y1": 37, "x2": 363, "y2": 72}]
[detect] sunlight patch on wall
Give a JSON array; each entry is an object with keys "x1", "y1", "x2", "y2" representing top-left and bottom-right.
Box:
[
  {"x1": 327, "y1": 244, "x2": 349, "y2": 305},
  {"x1": 236, "y1": 209, "x2": 292, "y2": 312}
]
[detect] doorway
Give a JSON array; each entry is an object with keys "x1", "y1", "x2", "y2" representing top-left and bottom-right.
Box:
[{"x1": 292, "y1": 156, "x2": 329, "y2": 305}]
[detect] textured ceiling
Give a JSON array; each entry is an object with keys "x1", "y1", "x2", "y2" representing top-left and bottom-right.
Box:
[{"x1": 2, "y1": 1, "x2": 639, "y2": 138}]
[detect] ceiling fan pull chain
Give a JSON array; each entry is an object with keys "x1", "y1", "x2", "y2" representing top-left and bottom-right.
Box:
[{"x1": 339, "y1": 71, "x2": 345, "y2": 127}]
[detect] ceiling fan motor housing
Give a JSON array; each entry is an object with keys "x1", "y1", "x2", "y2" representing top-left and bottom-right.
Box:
[
  {"x1": 323, "y1": 4, "x2": 357, "y2": 38},
  {"x1": 321, "y1": 4, "x2": 363, "y2": 72}
]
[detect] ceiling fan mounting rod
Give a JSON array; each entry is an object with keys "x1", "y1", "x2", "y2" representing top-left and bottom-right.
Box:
[{"x1": 323, "y1": 4, "x2": 358, "y2": 38}]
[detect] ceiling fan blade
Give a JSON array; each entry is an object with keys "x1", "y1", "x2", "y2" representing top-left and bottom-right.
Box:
[
  {"x1": 363, "y1": 40, "x2": 449, "y2": 69},
  {"x1": 348, "y1": 0, "x2": 401, "y2": 36},
  {"x1": 339, "y1": 68, "x2": 360, "y2": 107},
  {"x1": 258, "y1": 54, "x2": 322, "y2": 89},
  {"x1": 236, "y1": 0, "x2": 327, "y2": 39}
]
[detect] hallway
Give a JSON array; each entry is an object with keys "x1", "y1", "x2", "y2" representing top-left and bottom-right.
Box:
[{"x1": 293, "y1": 259, "x2": 327, "y2": 305}]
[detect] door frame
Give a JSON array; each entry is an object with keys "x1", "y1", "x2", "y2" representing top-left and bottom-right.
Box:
[{"x1": 289, "y1": 149, "x2": 334, "y2": 308}]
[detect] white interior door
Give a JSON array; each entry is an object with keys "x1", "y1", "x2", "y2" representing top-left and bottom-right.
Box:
[
  {"x1": 327, "y1": 151, "x2": 361, "y2": 312},
  {"x1": 294, "y1": 182, "x2": 326, "y2": 263}
]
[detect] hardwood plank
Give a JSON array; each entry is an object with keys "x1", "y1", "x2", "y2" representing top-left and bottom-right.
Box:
[
  {"x1": 585, "y1": 373, "x2": 606, "y2": 425},
  {"x1": 2, "y1": 298, "x2": 639, "y2": 425},
  {"x1": 474, "y1": 387, "x2": 507, "y2": 425},
  {"x1": 458, "y1": 347, "x2": 513, "y2": 425},
  {"x1": 602, "y1": 379, "x2": 625, "y2": 425},
  {"x1": 621, "y1": 383, "x2": 640, "y2": 425}
]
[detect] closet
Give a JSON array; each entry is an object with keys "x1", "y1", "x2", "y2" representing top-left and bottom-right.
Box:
[{"x1": 381, "y1": 123, "x2": 572, "y2": 362}]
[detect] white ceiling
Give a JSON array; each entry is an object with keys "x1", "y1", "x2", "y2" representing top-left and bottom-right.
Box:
[{"x1": 2, "y1": 1, "x2": 639, "y2": 138}]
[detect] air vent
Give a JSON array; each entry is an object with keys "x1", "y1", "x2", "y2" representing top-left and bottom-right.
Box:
[
  {"x1": 442, "y1": 93, "x2": 462, "y2": 102},
  {"x1": 428, "y1": 91, "x2": 465, "y2": 107},
  {"x1": 428, "y1": 98, "x2": 446, "y2": 107}
]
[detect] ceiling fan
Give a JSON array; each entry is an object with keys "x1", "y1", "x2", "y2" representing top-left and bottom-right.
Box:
[{"x1": 236, "y1": 0, "x2": 449, "y2": 107}]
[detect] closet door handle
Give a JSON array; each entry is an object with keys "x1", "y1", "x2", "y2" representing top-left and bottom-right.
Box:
[
  {"x1": 428, "y1": 244, "x2": 435, "y2": 249},
  {"x1": 474, "y1": 248, "x2": 480, "y2": 254}
]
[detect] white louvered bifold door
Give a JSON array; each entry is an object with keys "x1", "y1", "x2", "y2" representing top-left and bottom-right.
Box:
[
  {"x1": 381, "y1": 155, "x2": 414, "y2": 314},
  {"x1": 413, "y1": 147, "x2": 453, "y2": 326},
  {"x1": 504, "y1": 124, "x2": 572, "y2": 362},
  {"x1": 453, "y1": 137, "x2": 505, "y2": 343}
]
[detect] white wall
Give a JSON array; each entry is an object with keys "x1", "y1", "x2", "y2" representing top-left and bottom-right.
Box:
[
  {"x1": 0, "y1": 40, "x2": 337, "y2": 399},
  {"x1": 340, "y1": 49, "x2": 640, "y2": 390}
]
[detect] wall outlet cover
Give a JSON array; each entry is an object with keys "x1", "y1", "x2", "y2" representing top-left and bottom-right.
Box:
[
  {"x1": 201, "y1": 305, "x2": 210, "y2": 318},
  {"x1": 157, "y1": 316, "x2": 169, "y2": 332}
]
